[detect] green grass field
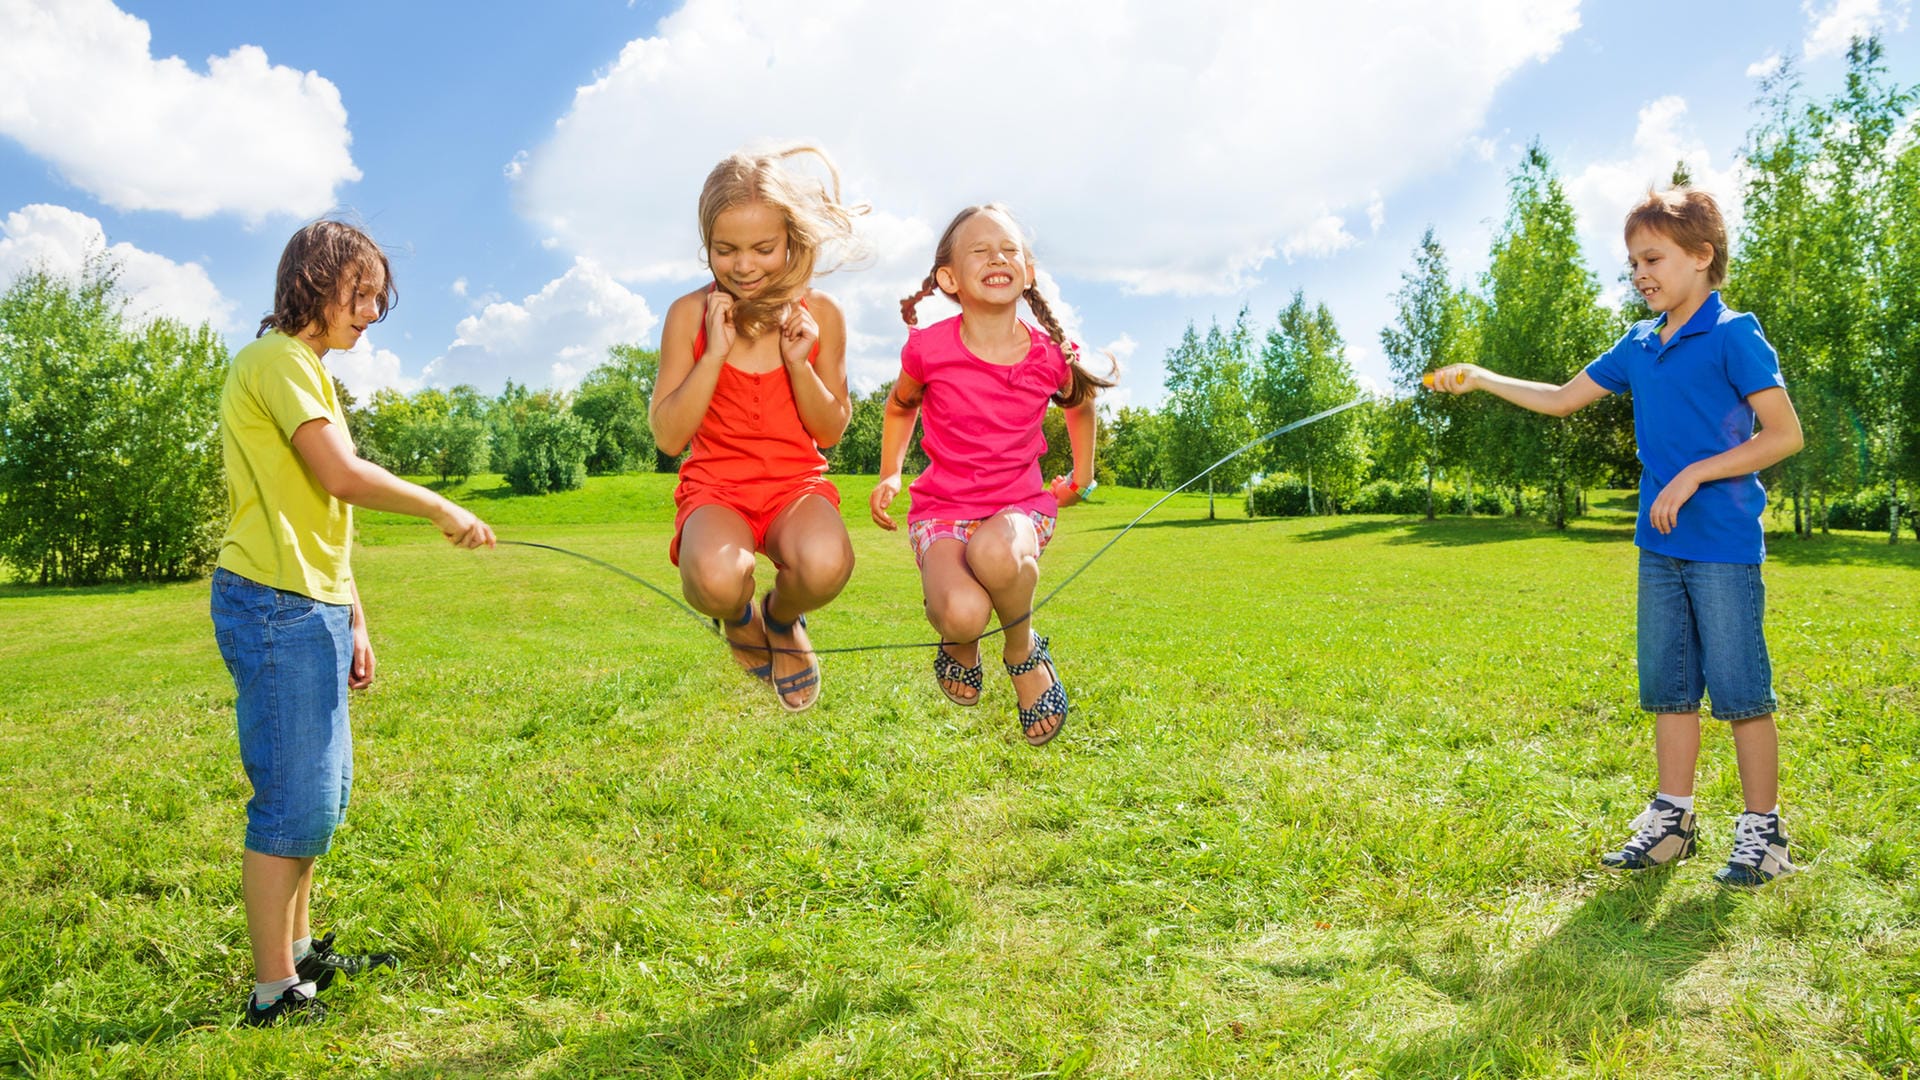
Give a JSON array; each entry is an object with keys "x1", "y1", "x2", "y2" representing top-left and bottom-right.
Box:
[{"x1": 2, "y1": 475, "x2": 1917, "y2": 1078}]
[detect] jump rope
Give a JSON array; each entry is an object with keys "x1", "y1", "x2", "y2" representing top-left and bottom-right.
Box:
[{"x1": 498, "y1": 395, "x2": 1370, "y2": 657}]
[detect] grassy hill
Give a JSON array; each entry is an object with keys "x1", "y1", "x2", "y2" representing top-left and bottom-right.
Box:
[{"x1": 2, "y1": 474, "x2": 1916, "y2": 1077}]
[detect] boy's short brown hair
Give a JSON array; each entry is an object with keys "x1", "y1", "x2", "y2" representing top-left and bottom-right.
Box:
[
  {"x1": 258, "y1": 219, "x2": 396, "y2": 339},
  {"x1": 1624, "y1": 188, "x2": 1728, "y2": 288}
]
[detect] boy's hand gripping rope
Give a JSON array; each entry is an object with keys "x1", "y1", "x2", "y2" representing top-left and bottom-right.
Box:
[{"x1": 500, "y1": 394, "x2": 1369, "y2": 656}]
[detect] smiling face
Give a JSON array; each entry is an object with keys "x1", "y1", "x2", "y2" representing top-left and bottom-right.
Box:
[
  {"x1": 707, "y1": 200, "x2": 790, "y2": 298},
  {"x1": 302, "y1": 263, "x2": 387, "y2": 354},
  {"x1": 936, "y1": 210, "x2": 1034, "y2": 311},
  {"x1": 1627, "y1": 226, "x2": 1714, "y2": 317}
]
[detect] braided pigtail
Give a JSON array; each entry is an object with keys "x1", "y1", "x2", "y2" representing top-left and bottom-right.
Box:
[
  {"x1": 1024, "y1": 285, "x2": 1117, "y2": 408},
  {"x1": 900, "y1": 273, "x2": 939, "y2": 327}
]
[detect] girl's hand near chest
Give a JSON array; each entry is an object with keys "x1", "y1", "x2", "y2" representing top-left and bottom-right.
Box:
[
  {"x1": 704, "y1": 290, "x2": 738, "y2": 362},
  {"x1": 780, "y1": 300, "x2": 820, "y2": 369}
]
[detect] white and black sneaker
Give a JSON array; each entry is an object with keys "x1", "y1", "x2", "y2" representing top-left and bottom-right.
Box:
[
  {"x1": 241, "y1": 984, "x2": 325, "y2": 1027},
  {"x1": 1601, "y1": 796, "x2": 1697, "y2": 870},
  {"x1": 1715, "y1": 811, "x2": 1797, "y2": 887}
]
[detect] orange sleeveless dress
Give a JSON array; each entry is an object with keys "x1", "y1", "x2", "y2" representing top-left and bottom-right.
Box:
[{"x1": 669, "y1": 291, "x2": 840, "y2": 565}]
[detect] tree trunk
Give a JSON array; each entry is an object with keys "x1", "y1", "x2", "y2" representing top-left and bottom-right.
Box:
[
  {"x1": 1307, "y1": 463, "x2": 1316, "y2": 516},
  {"x1": 1792, "y1": 479, "x2": 1804, "y2": 539},
  {"x1": 1208, "y1": 474, "x2": 1215, "y2": 520},
  {"x1": 1512, "y1": 484, "x2": 1523, "y2": 518},
  {"x1": 1425, "y1": 463, "x2": 1436, "y2": 521},
  {"x1": 1466, "y1": 470, "x2": 1474, "y2": 518},
  {"x1": 1891, "y1": 476, "x2": 1902, "y2": 545}
]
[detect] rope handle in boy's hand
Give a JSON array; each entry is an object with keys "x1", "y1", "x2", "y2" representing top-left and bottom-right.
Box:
[{"x1": 501, "y1": 394, "x2": 1369, "y2": 657}]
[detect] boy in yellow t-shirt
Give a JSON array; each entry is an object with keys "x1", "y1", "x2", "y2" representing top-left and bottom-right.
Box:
[{"x1": 214, "y1": 221, "x2": 495, "y2": 1026}]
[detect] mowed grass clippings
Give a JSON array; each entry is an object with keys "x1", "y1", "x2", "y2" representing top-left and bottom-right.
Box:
[{"x1": 2, "y1": 475, "x2": 1916, "y2": 1078}]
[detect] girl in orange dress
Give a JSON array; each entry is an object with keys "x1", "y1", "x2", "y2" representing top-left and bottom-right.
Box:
[{"x1": 649, "y1": 145, "x2": 865, "y2": 711}]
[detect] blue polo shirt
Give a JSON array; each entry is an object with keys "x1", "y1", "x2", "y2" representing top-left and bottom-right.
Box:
[{"x1": 1584, "y1": 291, "x2": 1786, "y2": 565}]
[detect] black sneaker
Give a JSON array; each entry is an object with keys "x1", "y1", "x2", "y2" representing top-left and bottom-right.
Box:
[
  {"x1": 1600, "y1": 796, "x2": 1697, "y2": 870},
  {"x1": 296, "y1": 931, "x2": 398, "y2": 991},
  {"x1": 240, "y1": 984, "x2": 326, "y2": 1027},
  {"x1": 1714, "y1": 811, "x2": 1797, "y2": 887},
  {"x1": 291, "y1": 930, "x2": 393, "y2": 991}
]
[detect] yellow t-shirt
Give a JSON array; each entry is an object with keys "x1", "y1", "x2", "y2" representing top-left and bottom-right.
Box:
[{"x1": 217, "y1": 331, "x2": 354, "y2": 604}]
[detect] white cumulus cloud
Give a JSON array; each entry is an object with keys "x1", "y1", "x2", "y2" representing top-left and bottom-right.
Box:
[
  {"x1": 328, "y1": 334, "x2": 419, "y2": 401},
  {"x1": 515, "y1": 0, "x2": 1577, "y2": 404},
  {"x1": 0, "y1": 203, "x2": 235, "y2": 330},
  {"x1": 422, "y1": 258, "x2": 659, "y2": 392},
  {"x1": 1564, "y1": 97, "x2": 1744, "y2": 292},
  {"x1": 1803, "y1": 0, "x2": 1911, "y2": 60},
  {"x1": 0, "y1": 0, "x2": 359, "y2": 220}
]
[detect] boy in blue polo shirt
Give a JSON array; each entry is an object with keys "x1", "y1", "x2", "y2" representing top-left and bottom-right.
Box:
[{"x1": 1431, "y1": 187, "x2": 1805, "y2": 887}]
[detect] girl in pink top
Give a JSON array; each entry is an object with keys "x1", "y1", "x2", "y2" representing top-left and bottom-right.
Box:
[{"x1": 870, "y1": 204, "x2": 1114, "y2": 746}]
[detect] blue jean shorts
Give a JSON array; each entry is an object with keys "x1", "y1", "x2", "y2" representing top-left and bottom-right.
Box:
[
  {"x1": 211, "y1": 568, "x2": 354, "y2": 857},
  {"x1": 1636, "y1": 550, "x2": 1776, "y2": 721}
]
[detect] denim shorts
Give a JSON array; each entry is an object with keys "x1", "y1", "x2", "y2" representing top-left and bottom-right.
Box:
[
  {"x1": 1636, "y1": 550, "x2": 1777, "y2": 721},
  {"x1": 210, "y1": 568, "x2": 354, "y2": 857}
]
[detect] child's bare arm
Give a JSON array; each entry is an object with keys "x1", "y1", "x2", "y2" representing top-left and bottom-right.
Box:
[
  {"x1": 782, "y1": 292, "x2": 852, "y2": 447},
  {"x1": 1647, "y1": 387, "x2": 1804, "y2": 534},
  {"x1": 1050, "y1": 400, "x2": 1098, "y2": 507},
  {"x1": 868, "y1": 371, "x2": 924, "y2": 530},
  {"x1": 1430, "y1": 364, "x2": 1611, "y2": 417},
  {"x1": 649, "y1": 292, "x2": 728, "y2": 455},
  {"x1": 290, "y1": 419, "x2": 494, "y2": 548}
]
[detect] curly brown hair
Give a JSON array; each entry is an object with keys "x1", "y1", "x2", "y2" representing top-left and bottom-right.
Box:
[{"x1": 257, "y1": 219, "x2": 396, "y2": 339}]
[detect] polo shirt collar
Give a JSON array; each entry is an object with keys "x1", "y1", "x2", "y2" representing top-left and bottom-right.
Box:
[{"x1": 1648, "y1": 290, "x2": 1725, "y2": 349}]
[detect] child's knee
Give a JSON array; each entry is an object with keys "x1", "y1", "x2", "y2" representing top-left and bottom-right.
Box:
[
  {"x1": 926, "y1": 588, "x2": 992, "y2": 636},
  {"x1": 681, "y1": 555, "x2": 755, "y2": 614}
]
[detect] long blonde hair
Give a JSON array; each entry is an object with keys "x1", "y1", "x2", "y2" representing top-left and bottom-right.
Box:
[
  {"x1": 899, "y1": 204, "x2": 1117, "y2": 408},
  {"x1": 698, "y1": 144, "x2": 867, "y2": 340}
]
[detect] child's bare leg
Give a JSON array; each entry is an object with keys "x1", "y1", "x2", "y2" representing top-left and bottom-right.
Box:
[
  {"x1": 678, "y1": 506, "x2": 766, "y2": 673},
  {"x1": 291, "y1": 858, "x2": 315, "y2": 944},
  {"x1": 243, "y1": 851, "x2": 315, "y2": 983},
  {"x1": 763, "y1": 495, "x2": 852, "y2": 707},
  {"x1": 1728, "y1": 713, "x2": 1779, "y2": 812},
  {"x1": 966, "y1": 511, "x2": 1061, "y2": 740},
  {"x1": 1654, "y1": 711, "x2": 1703, "y2": 797},
  {"x1": 921, "y1": 539, "x2": 991, "y2": 700}
]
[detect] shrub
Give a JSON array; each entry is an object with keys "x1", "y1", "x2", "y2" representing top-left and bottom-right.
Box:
[
  {"x1": 504, "y1": 410, "x2": 590, "y2": 495},
  {"x1": 0, "y1": 266, "x2": 226, "y2": 584},
  {"x1": 1246, "y1": 475, "x2": 1313, "y2": 517}
]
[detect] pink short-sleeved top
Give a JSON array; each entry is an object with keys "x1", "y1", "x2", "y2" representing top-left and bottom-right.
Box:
[{"x1": 901, "y1": 316, "x2": 1071, "y2": 523}]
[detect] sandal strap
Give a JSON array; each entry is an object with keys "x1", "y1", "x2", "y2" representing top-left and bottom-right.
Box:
[
  {"x1": 774, "y1": 667, "x2": 818, "y2": 693},
  {"x1": 761, "y1": 593, "x2": 806, "y2": 637},
  {"x1": 934, "y1": 645, "x2": 984, "y2": 690},
  {"x1": 1018, "y1": 681, "x2": 1069, "y2": 732},
  {"x1": 1004, "y1": 634, "x2": 1052, "y2": 677}
]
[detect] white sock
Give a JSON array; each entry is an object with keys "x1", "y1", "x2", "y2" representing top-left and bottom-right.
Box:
[
  {"x1": 252, "y1": 974, "x2": 298, "y2": 1007},
  {"x1": 293, "y1": 936, "x2": 313, "y2": 961},
  {"x1": 1656, "y1": 792, "x2": 1694, "y2": 812}
]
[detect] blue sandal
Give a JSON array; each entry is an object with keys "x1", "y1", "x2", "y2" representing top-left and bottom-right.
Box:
[
  {"x1": 933, "y1": 643, "x2": 984, "y2": 707},
  {"x1": 715, "y1": 603, "x2": 771, "y2": 685},
  {"x1": 762, "y1": 593, "x2": 820, "y2": 713},
  {"x1": 1005, "y1": 633, "x2": 1067, "y2": 746}
]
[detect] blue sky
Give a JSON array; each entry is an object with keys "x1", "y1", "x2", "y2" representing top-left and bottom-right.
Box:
[{"x1": 2, "y1": 1, "x2": 1915, "y2": 410}]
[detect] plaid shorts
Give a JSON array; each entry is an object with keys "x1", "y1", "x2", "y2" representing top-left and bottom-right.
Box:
[{"x1": 907, "y1": 510, "x2": 1057, "y2": 568}]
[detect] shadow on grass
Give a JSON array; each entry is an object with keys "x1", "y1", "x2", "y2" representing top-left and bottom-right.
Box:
[
  {"x1": 1086, "y1": 515, "x2": 1266, "y2": 534},
  {"x1": 0, "y1": 576, "x2": 201, "y2": 600},
  {"x1": 382, "y1": 981, "x2": 869, "y2": 1079},
  {"x1": 1761, "y1": 531, "x2": 1920, "y2": 569},
  {"x1": 1380, "y1": 873, "x2": 1737, "y2": 1074},
  {"x1": 1293, "y1": 516, "x2": 1631, "y2": 548}
]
